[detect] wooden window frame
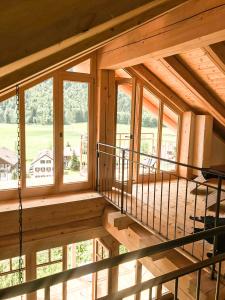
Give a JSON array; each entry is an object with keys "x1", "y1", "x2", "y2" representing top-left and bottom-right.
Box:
[
  {"x1": 0, "y1": 55, "x2": 96, "y2": 201},
  {"x1": 115, "y1": 71, "x2": 182, "y2": 182}
]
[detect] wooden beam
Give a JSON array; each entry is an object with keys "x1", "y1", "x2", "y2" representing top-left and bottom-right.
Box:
[
  {"x1": 102, "y1": 206, "x2": 225, "y2": 299},
  {"x1": 98, "y1": 0, "x2": 225, "y2": 69},
  {"x1": 0, "y1": 0, "x2": 187, "y2": 92},
  {"x1": 204, "y1": 42, "x2": 225, "y2": 75},
  {"x1": 135, "y1": 261, "x2": 142, "y2": 300},
  {"x1": 108, "y1": 211, "x2": 134, "y2": 230},
  {"x1": 127, "y1": 65, "x2": 190, "y2": 113},
  {"x1": 162, "y1": 56, "x2": 225, "y2": 127}
]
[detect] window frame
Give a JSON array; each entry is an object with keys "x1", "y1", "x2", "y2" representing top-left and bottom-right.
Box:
[{"x1": 0, "y1": 55, "x2": 96, "y2": 200}]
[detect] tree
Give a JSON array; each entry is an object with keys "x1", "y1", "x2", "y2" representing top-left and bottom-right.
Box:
[{"x1": 69, "y1": 153, "x2": 80, "y2": 171}]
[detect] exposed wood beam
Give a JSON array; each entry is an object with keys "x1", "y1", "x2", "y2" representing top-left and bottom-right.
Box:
[
  {"x1": 162, "y1": 56, "x2": 225, "y2": 127},
  {"x1": 204, "y1": 42, "x2": 225, "y2": 75},
  {"x1": 98, "y1": 0, "x2": 225, "y2": 69},
  {"x1": 0, "y1": 0, "x2": 187, "y2": 93},
  {"x1": 127, "y1": 65, "x2": 190, "y2": 113}
]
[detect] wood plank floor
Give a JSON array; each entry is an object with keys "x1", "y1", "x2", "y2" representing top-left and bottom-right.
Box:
[{"x1": 103, "y1": 179, "x2": 225, "y2": 262}]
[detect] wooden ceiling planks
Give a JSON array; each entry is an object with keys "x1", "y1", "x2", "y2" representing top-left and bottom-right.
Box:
[
  {"x1": 143, "y1": 60, "x2": 204, "y2": 113},
  {"x1": 179, "y1": 48, "x2": 225, "y2": 107}
]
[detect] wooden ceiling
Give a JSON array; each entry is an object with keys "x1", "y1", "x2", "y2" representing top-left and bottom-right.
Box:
[
  {"x1": 139, "y1": 44, "x2": 225, "y2": 137},
  {"x1": 0, "y1": 0, "x2": 188, "y2": 93}
]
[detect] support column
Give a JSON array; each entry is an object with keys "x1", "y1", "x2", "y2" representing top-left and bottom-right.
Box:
[
  {"x1": 26, "y1": 250, "x2": 37, "y2": 300},
  {"x1": 135, "y1": 260, "x2": 142, "y2": 300}
]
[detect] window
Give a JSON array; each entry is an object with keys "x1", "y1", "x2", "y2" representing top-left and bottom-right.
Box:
[
  {"x1": 140, "y1": 88, "x2": 159, "y2": 172},
  {"x1": 25, "y1": 78, "x2": 54, "y2": 187},
  {"x1": 0, "y1": 96, "x2": 18, "y2": 190},
  {"x1": 116, "y1": 84, "x2": 132, "y2": 150},
  {"x1": 36, "y1": 247, "x2": 63, "y2": 300},
  {"x1": 63, "y1": 81, "x2": 89, "y2": 184},
  {"x1": 0, "y1": 256, "x2": 25, "y2": 289},
  {"x1": 160, "y1": 105, "x2": 179, "y2": 171}
]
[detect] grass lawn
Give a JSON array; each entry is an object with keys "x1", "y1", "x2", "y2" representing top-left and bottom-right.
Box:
[{"x1": 0, "y1": 123, "x2": 176, "y2": 162}]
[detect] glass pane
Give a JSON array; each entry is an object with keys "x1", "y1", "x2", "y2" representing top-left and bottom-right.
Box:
[
  {"x1": 161, "y1": 105, "x2": 179, "y2": 171},
  {"x1": 0, "y1": 96, "x2": 18, "y2": 190},
  {"x1": 36, "y1": 250, "x2": 49, "y2": 265},
  {"x1": 116, "y1": 84, "x2": 132, "y2": 150},
  {"x1": 116, "y1": 84, "x2": 132, "y2": 182},
  {"x1": 25, "y1": 78, "x2": 54, "y2": 187},
  {"x1": 67, "y1": 59, "x2": 90, "y2": 74},
  {"x1": 50, "y1": 247, "x2": 63, "y2": 261},
  {"x1": 140, "y1": 88, "x2": 159, "y2": 173},
  {"x1": 63, "y1": 81, "x2": 89, "y2": 184}
]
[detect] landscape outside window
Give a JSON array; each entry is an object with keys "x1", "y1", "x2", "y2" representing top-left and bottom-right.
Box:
[
  {"x1": 0, "y1": 96, "x2": 18, "y2": 189},
  {"x1": 25, "y1": 78, "x2": 54, "y2": 187},
  {"x1": 63, "y1": 80, "x2": 89, "y2": 184}
]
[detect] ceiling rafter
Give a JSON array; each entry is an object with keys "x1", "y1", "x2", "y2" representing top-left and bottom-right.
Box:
[
  {"x1": 161, "y1": 56, "x2": 225, "y2": 128},
  {"x1": 204, "y1": 42, "x2": 225, "y2": 75},
  {"x1": 126, "y1": 64, "x2": 190, "y2": 114}
]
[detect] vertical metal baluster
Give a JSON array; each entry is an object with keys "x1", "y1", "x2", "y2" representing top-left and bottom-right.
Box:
[
  {"x1": 96, "y1": 143, "x2": 99, "y2": 192},
  {"x1": 146, "y1": 166, "x2": 151, "y2": 226},
  {"x1": 149, "y1": 287, "x2": 152, "y2": 300},
  {"x1": 141, "y1": 165, "x2": 144, "y2": 222},
  {"x1": 174, "y1": 278, "x2": 179, "y2": 300},
  {"x1": 159, "y1": 172, "x2": 164, "y2": 234},
  {"x1": 166, "y1": 174, "x2": 171, "y2": 239},
  {"x1": 183, "y1": 179, "x2": 188, "y2": 249},
  {"x1": 153, "y1": 168, "x2": 157, "y2": 230},
  {"x1": 212, "y1": 176, "x2": 222, "y2": 279},
  {"x1": 192, "y1": 182, "x2": 198, "y2": 256},
  {"x1": 121, "y1": 149, "x2": 125, "y2": 214},
  {"x1": 126, "y1": 159, "x2": 129, "y2": 213},
  {"x1": 215, "y1": 262, "x2": 222, "y2": 300},
  {"x1": 117, "y1": 152, "x2": 121, "y2": 207},
  {"x1": 135, "y1": 160, "x2": 139, "y2": 218},
  {"x1": 174, "y1": 177, "x2": 179, "y2": 239},
  {"x1": 202, "y1": 186, "x2": 209, "y2": 260},
  {"x1": 196, "y1": 269, "x2": 201, "y2": 300}
]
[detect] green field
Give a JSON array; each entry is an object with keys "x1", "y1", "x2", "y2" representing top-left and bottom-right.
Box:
[{"x1": 0, "y1": 123, "x2": 176, "y2": 163}]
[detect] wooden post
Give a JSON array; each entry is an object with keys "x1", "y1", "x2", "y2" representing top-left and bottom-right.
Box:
[
  {"x1": 135, "y1": 260, "x2": 142, "y2": 300},
  {"x1": 179, "y1": 111, "x2": 195, "y2": 178},
  {"x1": 96, "y1": 70, "x2": 116, "y2": 192},
  {"x1": 26, "y1": 250, "x2": 37, "y2": 300},
  {"x1": 62, "y1": 246, "x2": 67, "y2": 300}
]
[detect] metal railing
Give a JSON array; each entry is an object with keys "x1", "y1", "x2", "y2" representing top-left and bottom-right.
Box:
[
  {"x1": 0, "y1": 226, "x2": 225, "y2": 300},
  {"x1": 96, "y1": 143, "x2": 225, "y2": 266}
]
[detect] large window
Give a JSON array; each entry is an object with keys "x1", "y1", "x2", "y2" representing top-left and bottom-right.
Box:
[
  {"x1": 116, "y1": 83, "x2": 132, "y2": 150},
  {"x1": 0, "y1": 96, "x2": 18, "y2": 190},
  {"x1": 25, "y1": 78, "x2": 54, "y2": 187},
  {"x1": 160, "y1": 104, "x2": 179, "y2": 171},
  {"x1": 63, "y1": 81, "x2": 89, "y2": 184},
  {"x1": 140, "y1": 88, "x2": 159, "y2": 171}
]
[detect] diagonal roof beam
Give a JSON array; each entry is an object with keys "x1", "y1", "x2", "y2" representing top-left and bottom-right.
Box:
[
  {"x1": 127, "y1": 64, "x2": 190, "y2": 113},
  {"x1": 204, "y1": 42, "x2": 225, "y2": 75},
  {"x1": 162, "y1": 56, "x2": 225, "y2": 127}
]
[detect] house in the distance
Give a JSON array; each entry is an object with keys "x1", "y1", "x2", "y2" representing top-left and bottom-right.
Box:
[
  {"x1": 0, "y1": 147, "x2": 17, "y2": 180},
  {"x1": 29, "y1": 150, "x2": 53, "y2": 178}
]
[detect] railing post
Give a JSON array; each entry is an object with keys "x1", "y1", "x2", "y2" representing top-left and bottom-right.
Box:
[
  {"x1": 121, "y1": 149, "x2": 125, "y2": 214},
  {"x1": 211, "y1": 176, "x2": 222, "y2": 279},
  {"x1": 96, "y1": 143, "x2": 99, "y2": 192}
]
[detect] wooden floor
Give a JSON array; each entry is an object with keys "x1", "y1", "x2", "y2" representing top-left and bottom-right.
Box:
[{"x1": 104, "y1": 179, "x2": 225, "y2": 262}]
